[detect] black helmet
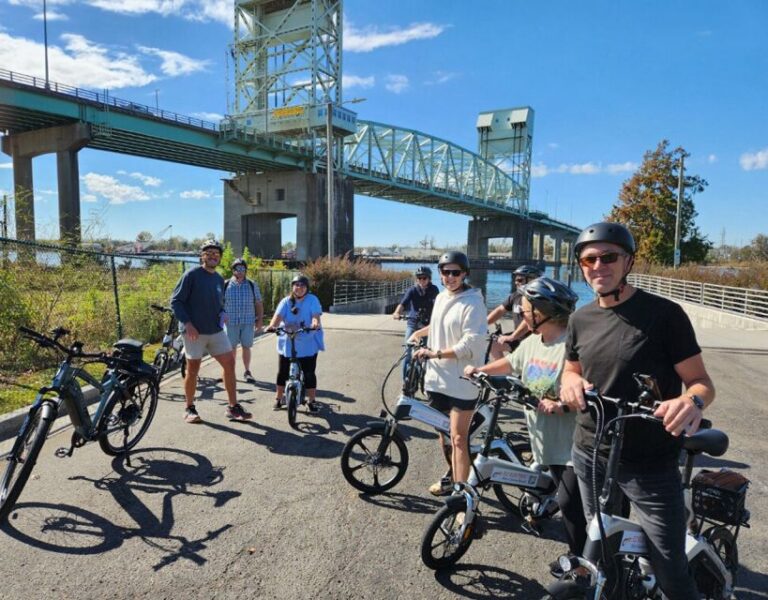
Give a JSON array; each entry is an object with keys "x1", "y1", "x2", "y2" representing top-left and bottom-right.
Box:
[
  {"x1": 522, "y1": 277, "x2": 578, "y2": 318},
  {"x1": 438, "y1": 251, "x2": 470, "y2": 275},
  {"x1": 200, "y1": 238, "x2": 223, "y2": 253},
  {"x1": 291, "y1": 274, "x2": 310, "y2": 287},
  {"x1": 414, "y1": 266, "x2": 432, "y2": 279},
  {"x1": 231, "y1": 257, "x2": 247, "y2": 269},
  {"x1": 513, "y1": 265, "x2": 542, "y2": 279},
  {"x1": 574, "y1": 222, "x2": 636, "y2": 257}
]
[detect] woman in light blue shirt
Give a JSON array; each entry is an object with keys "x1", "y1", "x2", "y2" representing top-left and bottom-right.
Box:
[{"x1": 266, "y1": 274, "x2": 324, "y2": 412}]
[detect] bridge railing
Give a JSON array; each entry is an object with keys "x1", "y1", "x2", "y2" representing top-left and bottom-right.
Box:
[
  {"x1": 628, "y1": 274, "x2": 768, "y2": 321},
  {"x1": 0, "y1": 68, "x2": 219, "y2": 131},
  {"x1": 332, "y1": 278, "x2": 411, "y2": 307}
]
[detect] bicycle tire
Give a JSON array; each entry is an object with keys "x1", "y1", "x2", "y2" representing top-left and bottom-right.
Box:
[
  {"x1": 0, "y1": 402, "x2": 55, "y2": 523},
  {"x1": 287, "y1": 387, "x2": 298, "y2": 429},
  {"x1": 420, "y1": 498, "x2": 475, "y2": 569},
  {"x1": 692, "y1": 526, "x2": 738, "y2": 598},
  {"x1": 97, "y1": 376, "x2": 159, "y2": 456},
  {"x1": 153, "y1": 350, "x2": 169, "y2": 382},
  {"x1": 340, "y1": 427, "x2": 409, "y2": 494},
  {"x1": 490, "y1": 444, "x2": 534, "y2": 514}
]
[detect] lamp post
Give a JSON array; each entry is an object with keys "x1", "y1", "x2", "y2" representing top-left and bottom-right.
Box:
[
  {"x1": 43, "y1": 0, "x2": 50, "y2": 88},
  {"x1": 326, "y1": 97, "x2": 365, "y2": 257},
  {"x1": 673, "y1": 152, "x2": 687, "y2": 268}
]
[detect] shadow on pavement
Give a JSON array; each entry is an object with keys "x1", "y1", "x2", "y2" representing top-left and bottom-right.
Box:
[
  {"x1": 736, "y1": 565, "x2": 768, "y2": 600},
  {"x1": 434, "y1": 563, "x2": 548, "y2": 599},
  {"x1": 1, "y1": 447, "x2": 237, "y2": 571},
  {"x1": 357, "y1": 491, "x2": 442, "y2": 514}
]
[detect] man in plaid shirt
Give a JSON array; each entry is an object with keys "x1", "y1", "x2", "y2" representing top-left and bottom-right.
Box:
[{"x1": 224, "y1": 258, "x2": 264, "y2": 383}]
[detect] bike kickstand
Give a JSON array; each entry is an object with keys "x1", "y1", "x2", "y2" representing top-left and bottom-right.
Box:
[{"x1": 122, "y1": 424, "x2": 132, "y2": 468}]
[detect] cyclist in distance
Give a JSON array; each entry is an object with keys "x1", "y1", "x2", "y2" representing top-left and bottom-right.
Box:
[
  {"x1": 486, "y1": 264, "x2": 541, "y2": 360},
  {"x1": 410, "y1": 251, "x2": 487, "y2": 496},
  {"x1": 266, "y1": 274, "x2": 324, "y2": 413},
  {"x1": 559, "y1": 222, "x2": 715, "y2": 599},
  {"x1": 464, "y1": 277, "x2": 586, "y2": 568},
  {"x1": 392, "y1": 266, "x2": 440, "y2": 379},
  {"x1": 171, "y1": 240, "x2": 253, "y2": 423},
  {"x1": 224, "y1": 257, "x2": 264, "y2": 384}
]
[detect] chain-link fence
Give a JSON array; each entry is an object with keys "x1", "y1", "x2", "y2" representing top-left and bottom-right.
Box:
[{"x1": 0, "y1": 237, "x2": 294, "y2": 413}]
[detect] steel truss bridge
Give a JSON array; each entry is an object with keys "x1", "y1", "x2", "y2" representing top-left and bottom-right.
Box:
[{"x1": 0, "y1": 68, "x2": 577, "y2": 234}]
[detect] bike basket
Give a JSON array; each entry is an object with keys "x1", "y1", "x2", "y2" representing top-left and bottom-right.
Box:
[
  {"x1": 112, "y1": 338, "x2": 145, "y2": 363},
  {"x1": 691, "y1": 469, "x2": 749, "y2": 525}
]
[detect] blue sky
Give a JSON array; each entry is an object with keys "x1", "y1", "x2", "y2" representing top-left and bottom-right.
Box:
[{"x1": 0, "y1": 0, "x2": 766, "y2": 248}]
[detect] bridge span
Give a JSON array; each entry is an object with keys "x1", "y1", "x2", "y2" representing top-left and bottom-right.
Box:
[{"x1": 0, "y1": 68, "x2": 579, "y2": 266}]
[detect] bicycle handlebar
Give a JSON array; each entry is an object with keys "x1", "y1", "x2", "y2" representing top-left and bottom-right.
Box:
[
  {"x1": 462, "y1": 372, "x2": 542, "y2": 410},
  {"x1": 267, "y1": 325, "x2": 316, "y2": 337},
  {"x1": 150, "y1": 304, "x2": 172, "y2": 313},
  {"x1": 19, "y1": 326, "x2": 106, "y2": 361}
]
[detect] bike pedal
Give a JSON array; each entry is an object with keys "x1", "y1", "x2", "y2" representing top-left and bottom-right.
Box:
[
  {"x1": 521, "y1": 517, "x2": 542, "y2": 537},
  {"x1": 54, "y1": 447, "x2": 73, "y2": 458}
]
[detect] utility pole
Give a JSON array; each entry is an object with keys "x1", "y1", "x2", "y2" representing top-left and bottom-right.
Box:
[
  {"x1": 673, "y1": 152, "x2": 686, "y2": 268},
  {"x1": 326, "y1": 101, "x2": 334, "y2": 257},
  {"x1": 1, "y1": 194, "x2": 7, "y2": 238}
]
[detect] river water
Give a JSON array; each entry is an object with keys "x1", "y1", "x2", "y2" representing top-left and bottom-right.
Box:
[{"x1": 382, "y1": 262, "x2": 595, "y2": 309}]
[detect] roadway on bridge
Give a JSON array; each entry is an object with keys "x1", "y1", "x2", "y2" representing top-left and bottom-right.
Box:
[{"x1": 0, "y1": 314, "x2": 766, "y2": 599}]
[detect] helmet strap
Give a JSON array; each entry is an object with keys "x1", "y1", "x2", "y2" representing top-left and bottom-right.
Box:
[{"x1": 530, "y1": 313, "x2": 551, "y2": 332}]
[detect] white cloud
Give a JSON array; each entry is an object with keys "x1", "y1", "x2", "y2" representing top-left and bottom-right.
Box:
[
  {"x1": 33, "y1": 10, "x2": 69, "y2": 21},
  {"x1": 180, "y1": 189, "x2": 211, "y2": 199},
  {"x1": 547, "y1": 142, "x2": 560, "y2": 149},
  {"x1": 604, "y1": 161, "x2": 638, "y2": 174},
  {"x1": 343, "y1": 74, "x2": 375, "y2": 89},
  {"x1": 138, "y1": 45, "x2": 209, "y2": 76},
  {"x1": 130, "y1": 171, "x2": 162, "y2": 186},
  {"x1": 82, "y1": 172, "x2": 150, "y2": 204},
  {"x1": 0, "y1": 32, "x2": 156, "y2": 88},
  {"x1": 531, "y1": 161, "x2": 637, "y2": 177},
  {"x1": 0, "y1": 162, "x2": 12, "y2": 169},
  {"x1": 740, "y1": 148, "x2": 768, "y2": 171},
  {"x1": 424, "y1": 70, "x2": 457, "y2": 85},
  {"x1": 85, "y1": 0, "x2": 231, "y2": 25},
  {"x1": 345, "y1": 21, "x2": 447, "y2": 53},
  {"x1": 190, "y1": 111, "x2": 225, "y2": 122},
  {"x1": 83, "y1": 194, "x2": 98, "y2": 203},
  {"x1": 385, "y1": 74, "x2": 409, "y2": 94},
  {"x1": 708, "y1": 154, "x2": 718, "y2": 164}
]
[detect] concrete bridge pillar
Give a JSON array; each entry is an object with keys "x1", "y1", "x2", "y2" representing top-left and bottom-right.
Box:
[
  {"x1": 1, "y1": 123, "x2": 91, "y2": 244},
  {"x1": 537, "y1": 230, "x2": 545, "y2": 262},
  {"x1": 224, "y1": 171, "x2": 353, "y2": 260},
  {"x1": 468, "y1": 216, "x2": 535, "y2": 261}
]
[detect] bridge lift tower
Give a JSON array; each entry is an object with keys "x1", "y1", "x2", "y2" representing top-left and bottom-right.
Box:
[{"x1": 225, "y1": 0, "x2": 358, "y2": 258}]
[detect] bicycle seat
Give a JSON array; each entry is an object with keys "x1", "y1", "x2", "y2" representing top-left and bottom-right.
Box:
[
  {"x1": 683, "y1": 428, "x2": 729, "y2": 457},
  {"x1": 113, "y1": 339, "x2": 146, "y2": 363}
]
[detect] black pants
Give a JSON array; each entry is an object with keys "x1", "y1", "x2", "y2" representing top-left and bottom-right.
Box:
[
  {"x1": 277, "y1": 354, "x2": 318, "y2": 389},
  {"x1": 549, "y1": 464, "x2": 587, "y2": 556}
]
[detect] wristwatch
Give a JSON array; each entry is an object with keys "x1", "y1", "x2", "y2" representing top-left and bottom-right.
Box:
[
  {"x1": 436, "y1": 350, "x2": 443, "y2": 359},
  {"x1": 689, "y1": 393, "x2": 705, "y2": 410}
]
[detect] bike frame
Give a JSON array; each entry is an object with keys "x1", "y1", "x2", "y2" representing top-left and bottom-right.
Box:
[{"x1": 562, "y1": 387, "x2": 737, "y2": 599}]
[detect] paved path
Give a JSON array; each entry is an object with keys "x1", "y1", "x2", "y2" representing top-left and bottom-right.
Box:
[{"x1": 0, "y1": 314, "x2": 766, "y2": 599}]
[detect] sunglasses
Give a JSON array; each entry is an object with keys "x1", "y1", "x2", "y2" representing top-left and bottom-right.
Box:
[
  {"x1": 416, "y1": 276, "x2": 429, "y2": 280},
  {"x1": 440, "y1": 269, "x2": 464, "y2": 277},
  {"x1": 233, "y1": 266, "x2": 246, "y2": 272},
  {"x1": 578, "y1": 252, "x2": 626, "y2": 267},
  {"x1": 292, "y1": 282, "x2": 307, "y2": 287}
]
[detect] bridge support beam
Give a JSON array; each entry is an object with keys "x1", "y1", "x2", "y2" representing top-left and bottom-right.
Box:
[
  {"x1": 468, "y1": 216, "x2": 535, "y2": 261},
  {"x1": 223, "y1": 171, "x2": 354, "y2": 260},
  {"x1": 1, "y1": 123, "x2": 91, "y2": 244}
]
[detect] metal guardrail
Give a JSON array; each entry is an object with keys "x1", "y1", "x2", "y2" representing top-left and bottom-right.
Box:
[
  {"x1": 629, "y1": 274, "x2": 768, "y2": 321},
  {"x1": 332, "y1": 278, "x2": 411, "y2": 306},
  {"x1": 0, "y1": 68, "x2": 219, "y2": 131}
]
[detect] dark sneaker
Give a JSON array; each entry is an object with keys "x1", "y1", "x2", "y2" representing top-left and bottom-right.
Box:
[
  {"x1": 428, "y1": 476, "x2": 453, "y2": 496},
  {"x1": 226, "y1": 402, "x2": 253, "y2": 421},
  {"x1": 273, "y1": 397, "x2": 284, "y2": 411},
  {"x1": 306, "y1": 401, "x2": 319, "y2": 414},
  {"x1": 244, "y1": 370, "x2": 256, "y2": 384},
  {"x1": 185, "y1": 405, "x2": 202, "y2": 424}
]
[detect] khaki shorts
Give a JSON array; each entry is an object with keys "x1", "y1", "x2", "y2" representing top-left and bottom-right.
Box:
[{"x1": 183, "y1": 330, "x2": 232, "y2": 360}]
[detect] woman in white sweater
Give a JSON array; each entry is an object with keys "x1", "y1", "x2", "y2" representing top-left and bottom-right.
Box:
[{"x1": 410, "y1": 251, "x2": 487, "y2": 495}]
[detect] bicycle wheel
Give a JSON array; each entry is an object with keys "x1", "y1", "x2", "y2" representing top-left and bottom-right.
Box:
[
  {"x1": 340, "y1": 427, "x2": 409, "y2": 494},
  {"x1": 286, "y1": 387, "x2": 298, "y2": 429},
  {"x1": 692, "y1": 526, "x2": 738, "y2": 598},
  {"x1": 420, "y1": 498, "x2": 475, "y2": 569},
  {"x1": 98, "y1": 376, "x2": 159, "y2": 456},
  {"x1": 491, "y1": 444, "x2": 533, "y2": 513},
  {"x1": 0, "y1": 402, "x2": 54, "y2": 523},
  {"x1": 153, "y1": 350, "x2": 169, "y2": 382}
]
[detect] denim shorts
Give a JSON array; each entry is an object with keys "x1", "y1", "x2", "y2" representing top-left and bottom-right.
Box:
[
  {"x1": 183, "y1": 330, "x2": 232, "y2": 360},
  {"x1": 226, "y1": 322, "x2": 255, "y2": 348}
]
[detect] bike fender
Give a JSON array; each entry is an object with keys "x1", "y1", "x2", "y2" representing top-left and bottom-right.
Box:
[
  {"x1": 364, "y1": 420, "x2": 387, "y2": 430},
  {"x1": 39, "y1": 399, "x2": 59, "y2": 422}
]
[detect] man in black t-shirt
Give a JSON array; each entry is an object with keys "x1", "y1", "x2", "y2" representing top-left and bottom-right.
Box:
[
  {"x1": 392, "y1": 266, "x2": 440, "y2": 379},
  {"x1": 486, "y1": 264, "x2": 541, "y2": 359},
  {"x1": 560, "y1": 222, "x2": 715, "y2": 600}
]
